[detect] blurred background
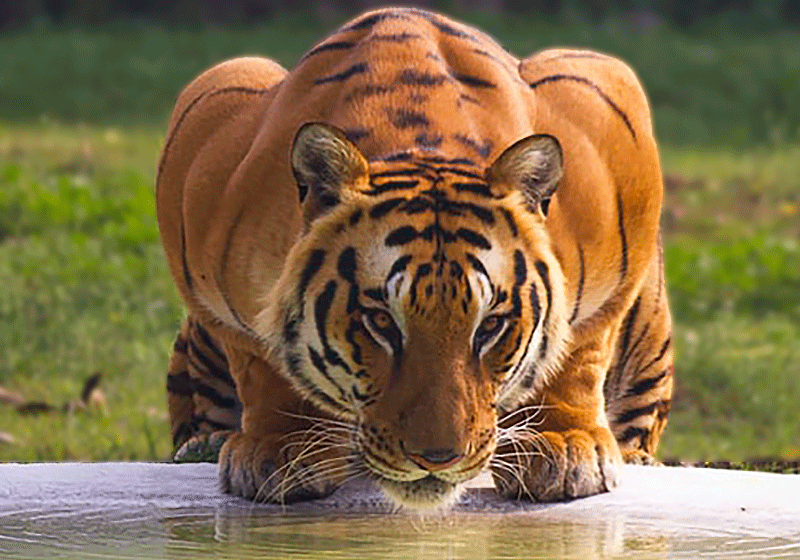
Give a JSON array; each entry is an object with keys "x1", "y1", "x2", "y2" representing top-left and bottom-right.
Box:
[{"x1": 0, "y1": 1, "x2": 798, "y2": 464}]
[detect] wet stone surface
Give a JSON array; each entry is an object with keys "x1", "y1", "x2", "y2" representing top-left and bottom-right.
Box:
[{"x1": 0, "y1": 463, "x2": 799, "y2": 559}]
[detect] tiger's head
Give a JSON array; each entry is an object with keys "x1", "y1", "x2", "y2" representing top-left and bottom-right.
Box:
[{"x1": 258, "y1": 123, "x2": 570, "y2": 508}]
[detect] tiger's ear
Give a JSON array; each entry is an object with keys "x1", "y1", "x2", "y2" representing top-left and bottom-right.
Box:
[
  {"x1": 487, "y1": 134, "x2": 563, "y2": 215},
  {"x1": 291, "y1": 122, "x2": 369, "y2": 222}
]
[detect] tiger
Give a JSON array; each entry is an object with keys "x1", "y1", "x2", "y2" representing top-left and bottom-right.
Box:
[{"x1": 157, "y1": 7, "x2": 674, "y2": 508}]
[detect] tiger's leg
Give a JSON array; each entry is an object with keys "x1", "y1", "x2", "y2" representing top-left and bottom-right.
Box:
[
  {"x1": 493, "y1": 338, "x2": 622, "y2": 502},
  {"x1": 167, "y1": 317, "x2": 241, "y2": 462},
  {"x1": 604, "y1": 238, "x2": 674, "y2": 464},
  {"x1": 217, "y1": 346, "x2": 355, "y2": 503}
]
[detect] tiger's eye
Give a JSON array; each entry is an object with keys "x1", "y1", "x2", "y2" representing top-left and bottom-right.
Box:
[
  {"x1": 371, "y1": 310, "x2": 392, "y2": 329},
  {"x1": 479, "y1": 316, "x2": 501, "y2": 333}
]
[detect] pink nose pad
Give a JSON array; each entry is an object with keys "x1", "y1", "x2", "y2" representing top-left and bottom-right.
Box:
[{"x1": 405, "y1": 448, "x2": 463, "y2": 472}]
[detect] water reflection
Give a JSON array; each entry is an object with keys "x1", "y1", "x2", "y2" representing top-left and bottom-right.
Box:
[
  {"x1": 162, "y1": 510, "x2": 672, "y2": 560},
  {"x1": 2, "y1": 485, "x2": 799, "y2": 559}
]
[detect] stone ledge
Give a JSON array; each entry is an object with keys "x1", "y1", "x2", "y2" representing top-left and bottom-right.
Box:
[{"x1": 1, "y1": 463, "x2": 798, "y2": 559}]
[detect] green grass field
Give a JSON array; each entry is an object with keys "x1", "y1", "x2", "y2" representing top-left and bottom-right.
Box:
[{"x1": 1, "y1": 15, "x2": 799, "y2": 463}]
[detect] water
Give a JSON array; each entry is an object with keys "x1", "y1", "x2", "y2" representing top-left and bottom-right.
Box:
[{"x1": 1, "y1": 463, "x2": 798, "y2": 559}]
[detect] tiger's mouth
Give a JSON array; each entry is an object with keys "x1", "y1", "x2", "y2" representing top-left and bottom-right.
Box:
[{"x1": 373, "y1": 473, "x2": 462, "y2": 509}]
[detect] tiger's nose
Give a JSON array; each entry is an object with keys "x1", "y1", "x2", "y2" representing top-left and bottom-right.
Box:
[{"x1": 405, "y1": 447, "x2": 464, "y2": 472}]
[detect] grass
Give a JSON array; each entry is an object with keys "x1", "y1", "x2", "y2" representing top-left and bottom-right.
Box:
[
  {"x1": 0, "y1": 15, "x2": 798, "y2": 148},
  {"x1": 1, "y1": 16, "x2": 799, "y2": 463}
]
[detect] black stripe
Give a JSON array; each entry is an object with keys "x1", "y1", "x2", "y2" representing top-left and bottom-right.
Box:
[
  {"x1": 372, "y1": 32, "x2": 421, "y2": 42},
  {"x1": 349, "y1": 209, "x2": 363, "y2": 226},
  {"x1": 337, "y1": 247, "x2": 357, "y2": 283},
  {"x1": 345, "y1": 319, "x2": 363, "y2": 365},
  {"x1": 530, "y1": 282, "x2": 542, "y2": 328},
  {"x1": 617, "y1": 193, "x2": 628, "y2": 277},
  {"x1": 397, "y1": 69, "x2": 448, "y2": 87},
  {"x1": 380, "y1": 152, "x2": 413, "y2": 162},
  {"x1": 415, "y1": 133, "x2": 443, "y2": 149},
  {"x1": 432, "y1": 167, "x2": 485, "y2": 180},
  {"x1": 387, "y1": 255, "x2": 413, "y2": 284},
  {"x1": 193, "y1": 322, "x2": 227, "y2": 364},
  {"x1": 192, "y1": 414, "x2": 237, "y2": 433},
  {"x1": 363, "y1": 287, "x2": 385, "y2": 302},
  {"x1": 314, "y1": 62, "x2": 368, "y2": 85},
  {"x1": 400, "y1": 197, "x2": 432, "y2": 215},
  {"x1": 283, "y1": 313, "x2": 299, "y2": 344},
  {"x1": 516, "y1": 284, "x2": 541, "y2": 389},
  {"x1": 453, "y1": 134, "x2": 493, "y2": 158},
  {"x1": 452, "y1": 181, "x2": 493, "y2": 197},
  {"x1": 352, "y1": 384, "x2": 375, "y2": 403},
  {"x1": 529, "y1": 74, "x2": 637, "y2": 141},
  {"x1": 409, "y1": 262, "x2": 433, "y2": 306},
  {"x1": 638, "y1": 336, "x2": 672, "y2": 375},
  {"x1": 510, "y1": 251, "x2": 527, "y2": 317},
  {"x1": 465, "y1": 252, "x2": 488, "y2": 279},
  {"x1": 618, "y1": 426, "x2": 649, "y2": 444},
  {"x1": 626, "y1": 368, "x2": 670, "y2": 397},
  {"x1": 452, "y1": 73, "x2": 496, "y2": 88},
  {"x1": 502, "y1": 332, "x2": 523, "y2": 363},
  {"x1": 371, "y1": 168, "x2": 429, "y2": 179},
  {"x1": 369, "y1": 198, "x2": 406, "y2": 219},
  {"x1": 385, "y1": 225, "x2": 419, "y2": 246},
  {"x1": 284, "y1": 351, "x2": 350, "y2": 415},
  {"x1": 347, "y1": 284, "x2": 359, "y2": 314},
  {"x1": 569, "y1": 245, "x2": 585, "y2": 324},
  {"x1": 391, "y1": 108, "x2": 430, "y2": 129},
  {"x1": 302, "y1": 40, "x2": 356, "y2": 61},
  {"x1": 534, "y1": 261, "x2": 551, "y2": 359},
  {"x1": 616, "y1": 399, "x2": 670, "y2": 425},
  {"x1": 180, "y1": 223, "x2": 194, "y2": 294},
  {"x1": 456, "y1": 228, "x2": 491, "y2": 250},
  {"x1": 314, "y1": 280, "x2": 353, "y2": 375},
  {"x1": 298, "y1": 249, "x2": 326, "y2": 301},
  {"x1": 340, "y1": 10, "x2": 408, "y2": 32},
  {"x1": 422, "y1": 156, "x2": 476, "y2": 166},
  {"x1": 459, "y1": 93, "x2": 481, "y2": 106},
  {"x1": 500, "y1": 208, "x2": 519, "y2": 237},
  {"x1": 167, "y1": 370, "x2": 194, "y2": 396},
  {"x1": 173, "y1": 335, "x2": 188, "y2": 354},
  {"x1": 409, "y1": 9, "x2": 481, "y2": 42},
  {"x1": 308, "y1": 346, "x2": 348, "y2": 400},
  {"x1": 618, "y1": 296, "x2": 641, "y2": 363},
  {"x1": 452, "y1": 201, "x2": 495, "y2": 224},
  {"x1": 188, "y1": 339, "x2": 234, "y2": 386},
  {"x1": 365, "y1": 179, "x2": 420, "y2": 196},
  {"x1": 194, "y1": 381, "x2": 238, "y2": 409},
  {"x1": 513, "y1": 250, "x2": 527, "y2": 286},
  {"x1": 344, "y1": 128, "x2": 371, "y2": 143}
]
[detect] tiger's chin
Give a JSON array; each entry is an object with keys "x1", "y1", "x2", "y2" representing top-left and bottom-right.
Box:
[{"x1": 374, "y1": 474, "x2": 464, "y2": 510}]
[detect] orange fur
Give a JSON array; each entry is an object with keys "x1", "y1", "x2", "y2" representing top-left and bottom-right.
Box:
[{"x1": 159, "y1": 8, "x2": 673, "y2": 507}]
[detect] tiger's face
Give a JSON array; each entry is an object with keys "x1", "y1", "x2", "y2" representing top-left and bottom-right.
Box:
[{"x1": 259, "y1": 123, "x2": 569, "y2": 507}]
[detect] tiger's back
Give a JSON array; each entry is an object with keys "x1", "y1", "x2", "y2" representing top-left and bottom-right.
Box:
[{"x1": 158, "y1": 8, "x2": 673, "y2": 504}]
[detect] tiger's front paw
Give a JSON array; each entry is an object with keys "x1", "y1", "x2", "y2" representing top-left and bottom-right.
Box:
[
  {"x1": 173, "y1": 430, "x2": 232, "y2": 463},
  {"x1": 219, "y1": 431, "x2": 351, "y2": 503},
  {"x1": 492, "y1": 427, "x2": 621, "y2": 502}
]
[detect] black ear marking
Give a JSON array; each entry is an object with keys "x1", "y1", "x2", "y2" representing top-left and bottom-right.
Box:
[
  {"x1": 487, "y1": 134, "x2": 563, "y2": 215},
  {"x1": 291, "y1": 123, "x2": 369, "y2": 220}
]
